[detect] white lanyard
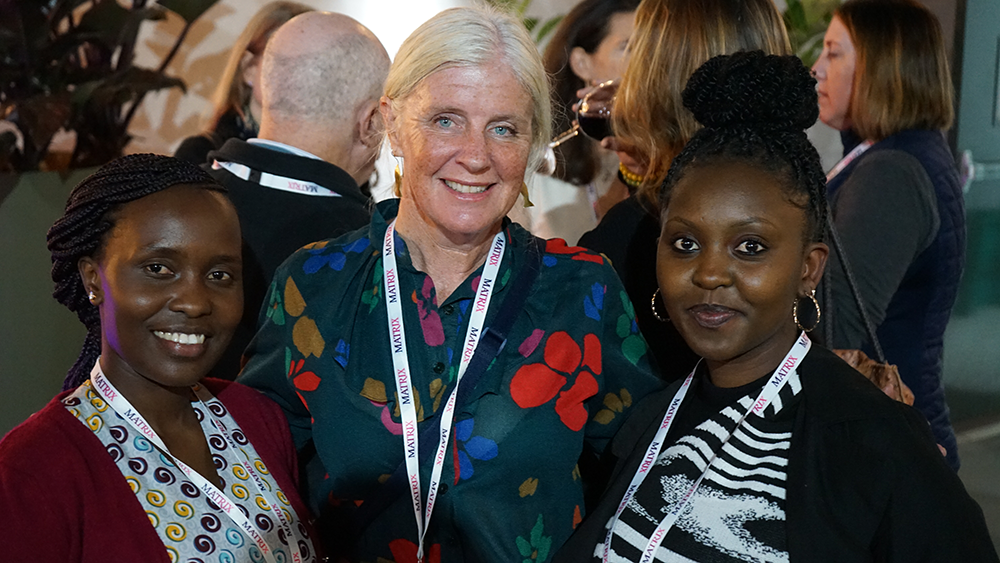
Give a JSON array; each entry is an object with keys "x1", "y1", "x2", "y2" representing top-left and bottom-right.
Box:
[
  {"x1": 603, "y1": 332, "x2": 811, "y2": 563},
  {"x1": 212, "y1": 160, "x2": 341, "y2": 197},
  {"x1": 88, "y1": 362, "x2": 304, "y2": 563},
  {"x1": 382, "y1": 220, "x2": 506, "y2": 563},
  {"x1": 826, "y1": 140, "x2": 873, "y2": 183}
]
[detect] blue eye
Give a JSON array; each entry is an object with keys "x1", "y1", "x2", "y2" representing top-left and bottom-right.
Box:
[
  {"x1": 672, "y1": 238, "x2": 699, "y2": 253},
  {"x1": 493, "y1": 125, "x2": 512, "y2": 136},
  {"x1": 735, "y1": 239, "x2": 767, "y2": 256},
  {"x1": 437, "y1": 117, "x2": 453, "y2": 128}
]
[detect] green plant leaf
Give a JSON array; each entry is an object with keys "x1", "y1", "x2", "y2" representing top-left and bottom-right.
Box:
[
  {"x1": 156, "y1": 0, "x2": 219, "y2": 24},
  {"x1": 533, "y1": 16, "x2": 563, "y2": 44},
  {"x1": 523, "y1": 17, "x2": 538, "y2": 32}
]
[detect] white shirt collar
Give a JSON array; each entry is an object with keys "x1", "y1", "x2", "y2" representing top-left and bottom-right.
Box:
[{"x1": 248, "y1": 138, "x2": 323, "y2": 161}]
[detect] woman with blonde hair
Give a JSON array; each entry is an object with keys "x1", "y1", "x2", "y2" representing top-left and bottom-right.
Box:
[
  {"x1": 812, "y1": 0, "x2": 964, "y2": 470},
  {"x1": 578, "y1": 0, "x2": 790, "y2": 381},
  {"x1": 239, "y1": 5, "x2": 661, "y2": 562},
  {"x1": 175, "y1": 1, "x2": 311, "y2": 164}
]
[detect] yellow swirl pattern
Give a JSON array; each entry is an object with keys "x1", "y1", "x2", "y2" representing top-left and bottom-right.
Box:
[
  {"x1": 146, "y1": 490, "x2": 166, "y2": 507},
  {"x1": 255, "y1": 495, "x2": 271, "y2": 511},
  {"x1": 165, "y1": 523, "x2": 186, "y2": 541},
  {"x1": 173, "y1": 500, "x2": 193, "y2": 519},
  {"x1": 127, "y1": 477, "x2": 141, "y2": 494},
  {"x1": 276, "y1": 490, "x2": 289, "y2": 506},
  {"x1": 253, "y1": 460, "x2": 270, "y2": 475},
  {"x1": 232, "y1": 464, "x2": 249, "y2": 480},
  {"x1": 166, "y1": 547, "x2": 178, "y2": 563},
  {"x1": 90, "y1": 397, "x2": 108, "y2": 412},
  {"x1": 146, "y1": 511, "x2": 159, "y2": 527},
  {"x1": 231, "y1": 484, "x2": 249, "y2": 500},
  {"x1": 86, "y1": 414, "x2": 103, "y2": 432}
]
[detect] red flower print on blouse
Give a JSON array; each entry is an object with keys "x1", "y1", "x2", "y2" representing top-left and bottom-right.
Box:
[
  {"x1": 544, "y1": 239, "x2": 605, "y2": 265},
  {"x1": 388, "y1": 538, "x2": 441, "y2": 563},
  {"x1": 510, "y1": 331, "x2": 601, "y2": 431}
]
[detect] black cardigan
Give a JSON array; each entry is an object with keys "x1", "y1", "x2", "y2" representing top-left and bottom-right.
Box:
[{"x1": 555, "y1": 345, "x2": 998, "y2": 563}]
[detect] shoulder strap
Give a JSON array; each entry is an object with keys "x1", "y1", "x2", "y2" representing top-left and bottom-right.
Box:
[
  {"x1": 824, "y1": 210, "x2": 886, "y2": 362},
  {"x1": 352, "y1": 235, "x2": 546, "y2": 534}
]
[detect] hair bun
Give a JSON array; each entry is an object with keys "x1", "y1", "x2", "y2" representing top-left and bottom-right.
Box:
[{"x1": 682, "y1": 50, "x2": 818, "y2": 132}]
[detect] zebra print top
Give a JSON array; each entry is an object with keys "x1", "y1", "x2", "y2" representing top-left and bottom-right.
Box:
[{"x1": 598, "y1": 365, "x2": 803, "y2": 563}]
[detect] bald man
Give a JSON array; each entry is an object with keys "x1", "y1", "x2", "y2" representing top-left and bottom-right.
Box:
[{"x1": 207, "y1": 12, "x2": 390, "y2": 379}]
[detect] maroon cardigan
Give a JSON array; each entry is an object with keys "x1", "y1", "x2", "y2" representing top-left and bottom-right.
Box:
[{"x1": 0, "y1": 379, "x2": 316, "y2": 562}]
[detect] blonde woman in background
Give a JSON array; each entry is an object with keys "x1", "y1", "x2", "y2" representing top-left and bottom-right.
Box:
[
  {"x1": 577, "y1": 0, "x2": 791, "y2": 382},
  {"x1": 174, "y1": 1, "x2": 311, "y2": 165}
]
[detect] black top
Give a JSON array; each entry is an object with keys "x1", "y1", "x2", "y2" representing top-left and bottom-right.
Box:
[
  {"x1": 205, "y1": 138, "x2": 372, "y2": 379},
  {"x1": 821, "y1": 129, "x2": 964, "y2": 470},
  {"x1": 578, "y1": 195, "x2": 700, "y2": 382},
  {"x1": 554, "y1": 345, "x2": 999, "y2": 563}
]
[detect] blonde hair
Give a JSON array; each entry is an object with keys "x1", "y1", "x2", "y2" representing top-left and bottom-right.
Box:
[
  {"x1": 612, "y1": 0, "x2": 790, "y2": 206},
  {"x1": 208, "y1": 1, "x2": 312, "y2": 128},
  {"x1": 837, "y1": 0, "x2": 954, "y2": 141},
  {"x1": 384, "y1": 5, "x2": 552, "y2": 180}
]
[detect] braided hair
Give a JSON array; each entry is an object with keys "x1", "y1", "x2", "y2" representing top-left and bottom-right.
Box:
[
  {"x1": 660, "y1": 51, "x2": 827, "y2": 243},
  {"x1": 46, "y1": 153, "x2": 226, "y2": 390}
]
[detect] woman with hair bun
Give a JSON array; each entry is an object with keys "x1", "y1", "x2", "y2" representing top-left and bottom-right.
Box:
[
  {"x1": 556, "y1": 51, "x2": 996, "y2": 563},
  {"x1": 812, "y1": 0, "x2": 965, "y2": 471},
  {"x1": 0, "y1": 154, "x2": 317, "y2": 562},
  {"x1": 577, "y1": 0, "x2": 791, "y2": 382}
]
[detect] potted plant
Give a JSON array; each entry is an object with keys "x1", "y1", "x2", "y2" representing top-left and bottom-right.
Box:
[{"x1": 0, "y1": 0, "x2": 219, "y2": 172}]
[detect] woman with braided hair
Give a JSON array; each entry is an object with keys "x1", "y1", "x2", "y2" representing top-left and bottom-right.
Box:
[
  {"x1": 555, "y1": 52, "x2": 997, "y2": 563},
  {"x1": 0, "y1": 154, "x2": 317, "y2": 562}
]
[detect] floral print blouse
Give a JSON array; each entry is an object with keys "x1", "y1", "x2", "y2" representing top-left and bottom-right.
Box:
[{"x1": 239, "y1": 200, "x2": 662, "y2": 563}]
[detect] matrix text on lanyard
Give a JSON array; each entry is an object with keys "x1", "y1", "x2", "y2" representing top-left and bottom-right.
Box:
[
  {"x1": 602, "y1": 332, "x2": 811, "y2": 563},
  {"x1": 88, "y1": 361, "x2": 305, "y2": 563},
  {"x1": 382, "y1": 220, "x2": 506, "y2": 563}
]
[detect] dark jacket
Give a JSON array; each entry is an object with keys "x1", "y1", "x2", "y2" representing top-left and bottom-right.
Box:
[
  {"x1": 554, "y1": 345, "x2": 997, "y2": 563},
  {"x1": 823, "y1": 129, "x2": 965, "y2": 469},
  {"x1": 205, "y1": 139, "x2": 371, "y2": 379}
]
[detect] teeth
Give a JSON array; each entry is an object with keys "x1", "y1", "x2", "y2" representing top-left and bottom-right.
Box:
[
  {"x1": 444, "y1": 180, "x2": 488, "y2": 194},
  {"x1": 154, "y1": 331, "x2": 205, "y2": 345}
]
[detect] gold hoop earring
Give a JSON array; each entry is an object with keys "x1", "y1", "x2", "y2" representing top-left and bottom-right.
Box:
[
  {"x1": 651, "y1": 289, "x2": 669, "y2": 323},
  {"x1": 393, "y1": 164, "x2": 403, "y2": 197},
  {"x1": 793, "y1": 289, "x2": 821, "y2": 332},
  {"x1": 520, "y1": 182, "x2": 534, "y2": 208}
]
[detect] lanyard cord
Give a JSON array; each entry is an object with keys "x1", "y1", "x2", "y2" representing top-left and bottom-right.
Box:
[
  {"x1": 382, "y1": 220, "x2": 506, "y2": 563},
  {"x1": 603, "y1": 333, "x2": 812, "y2": 562}
]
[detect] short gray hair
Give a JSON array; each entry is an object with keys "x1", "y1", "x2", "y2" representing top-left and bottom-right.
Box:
[{"x1": 385, "y1": 6, "x2": 551, "y2": 178}]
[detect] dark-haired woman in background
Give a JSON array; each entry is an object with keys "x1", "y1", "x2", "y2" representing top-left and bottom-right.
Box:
[
  {"x1": 577, "y1": 0, "x2": 791, "y2": 381},
  {"x1": 556, "y1": 52, "x2": 996, "y2": 563},
  {"x1": 524, "y1": 0, "x2": 637, "y2": 245},
  {"x1": 812, "y1": 0, "x2": 964, "y2": 470},
  {"x1": 0, "y1": 155, "x2": 316, "y2": 562}
]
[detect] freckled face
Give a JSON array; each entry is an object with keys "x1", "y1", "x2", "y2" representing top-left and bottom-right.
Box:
[
  {"x1": 385, "y1": 62, "x2": 534, "y2": 242},
  {"x1": 657, "y1": 162, "x2": 819, "y2": 367},
  {"x1": 84, "y1": 185, "x2": 243, "y2": 390},
  {"x1": 812, "y1": 16, "x2": 856, "y2": 131}
]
